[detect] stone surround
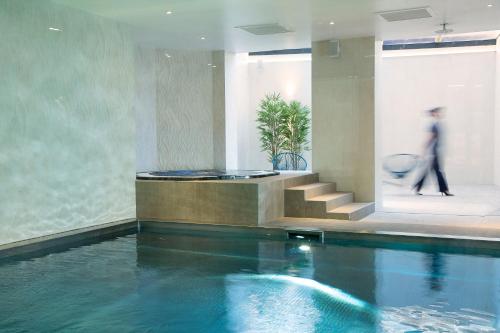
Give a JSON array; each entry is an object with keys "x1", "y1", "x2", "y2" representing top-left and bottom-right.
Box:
[{"x1": 136, "y1": 173, "x2": 319, "y2": 225}]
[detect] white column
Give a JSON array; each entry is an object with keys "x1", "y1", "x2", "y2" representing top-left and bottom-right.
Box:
[
  {"x1": 224, "y1": 52, "x2": 249, "y2": 170},
  {"x1": 495, "y1": 37, "x2": 500, "y2": 186}
]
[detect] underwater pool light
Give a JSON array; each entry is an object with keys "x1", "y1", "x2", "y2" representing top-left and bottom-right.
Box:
[{"x1": 298, "y1": 245, "x2": 311, "y2": 252}]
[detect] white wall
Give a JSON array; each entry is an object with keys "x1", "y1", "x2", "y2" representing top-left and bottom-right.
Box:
[
  {"x1": 228, "y1": 54, "x2": 312, "y2": 170},
  {"x1": 225, "y1": 53, "x2": 249, "y2": 170},
  {"x1": 495, "y1": 38, "x2": 500, "y2": 186},
  {"x1": 378, "y1": 49, "x2": 497, "y2": 185}
]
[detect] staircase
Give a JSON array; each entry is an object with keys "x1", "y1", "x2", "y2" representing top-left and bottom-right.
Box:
[{"x1": 284, "y1": 182, "x2": 374, "y2": 221}]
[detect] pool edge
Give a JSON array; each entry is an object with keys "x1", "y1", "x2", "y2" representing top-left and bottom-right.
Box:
[
  {"x1": 0, "y1": 219, "x2": 138, "y2": 260},
  {"x1": 139, "y1": 220, "x2": 500, "y2": 253}
]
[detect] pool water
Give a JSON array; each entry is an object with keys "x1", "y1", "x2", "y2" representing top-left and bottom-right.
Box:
[{"x1": 1, "y1": 231, "x2": 499, "y2": 332}]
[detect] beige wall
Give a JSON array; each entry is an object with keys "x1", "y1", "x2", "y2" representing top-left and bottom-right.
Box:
[{"x1": 312, "y1": 37, "x2": 375, "y2": 201}]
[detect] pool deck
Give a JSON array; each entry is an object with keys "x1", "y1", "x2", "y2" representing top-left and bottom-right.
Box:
[
  {"x1": 265, "y1": 212, "x2": 500, "y2": 241},
  {"x1": 138, "y1": 213, "x2": 500, "y2": 253}
]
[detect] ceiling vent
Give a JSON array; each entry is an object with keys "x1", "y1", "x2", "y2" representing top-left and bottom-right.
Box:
[
  {"x1": 377, "y1": 7, "x2": 432, "y2": 22},
  {"x1": 235, "y1": 23, "x2": 292, "y2": 35}
]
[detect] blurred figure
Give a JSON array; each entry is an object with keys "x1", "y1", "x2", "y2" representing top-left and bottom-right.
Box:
[
  {"x1": 425, "y1": 253, "x2": 446, "y2": 292},
  {"x1": 413, "y1": 107, "x2": 453, "y2": 196}
]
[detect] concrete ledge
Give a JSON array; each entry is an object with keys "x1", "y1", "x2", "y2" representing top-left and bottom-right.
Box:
[
  {"x1": 0, "y1": 219, "x2": 137, "y2": 260},
  {"x1": 139, "y1": 220, "x2": 287, "y2": 240},
  {"x1": 322, "y1": 230, "x2": 500, "y2": 255}
]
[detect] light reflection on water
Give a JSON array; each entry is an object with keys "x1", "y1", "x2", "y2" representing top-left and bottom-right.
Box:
[{"x1": 0, "y1": 232, "x2": 499, "y2": 332}]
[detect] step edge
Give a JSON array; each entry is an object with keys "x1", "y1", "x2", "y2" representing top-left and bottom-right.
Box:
[
  {"x1": 327, "y1": 202, "x2": 375, "y2": 213},
  {"x1": 285, "y1": 182, "x2": 336, "y2": 191},
  {"x1": 307, "y1": 192, "x2": 353, "y2": 202}
]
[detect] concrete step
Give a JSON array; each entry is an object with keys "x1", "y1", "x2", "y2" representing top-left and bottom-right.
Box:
[
  {"x1": 305, "y1": 192, "x2": 353, "y2": 218},
  {"x1": 326, "y1": 202, "x2": 375, "y2": 221},
  {"x1": 285, "y1": 182, "x2": 336, "y2": 200}
]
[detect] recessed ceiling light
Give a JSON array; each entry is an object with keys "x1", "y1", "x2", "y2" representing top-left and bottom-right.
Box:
[
  {"x1": 166, "y1": 10, "x2": 173, "y2": 15},
  {"x1": 207, "y1": 63, "x2": 212, "y2": 66},
  {"x1": 48, "y1": 27, "x2": 62, "y2": 32},
  {"x1": 487, "y1": 4, "x2": 493, "y2": 7},
  {"x1": 200, "y1": 36, "x2": 206, "y2": 40},
  {"x1": 212, "y1": 65, "x2": 217, "y2": 68},
  {"x1": 329, "y1": 21, "x2": 335, "y2": 25},
  {"x1": 165, "y1": 53, "x2": 171, "y2": 58}
]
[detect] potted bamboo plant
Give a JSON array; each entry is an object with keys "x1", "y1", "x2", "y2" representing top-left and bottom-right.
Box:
[
  {"x1": 282, "y1": 100, "x2": 310, "y2": 170},
  {"x1": 256, "y1": 93, "x2": 310, "y2": 170}
]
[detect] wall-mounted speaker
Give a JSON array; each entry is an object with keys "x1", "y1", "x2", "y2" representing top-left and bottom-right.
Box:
[{"x1": 329, "y1": 40, "x2": 340, "y2": 58}]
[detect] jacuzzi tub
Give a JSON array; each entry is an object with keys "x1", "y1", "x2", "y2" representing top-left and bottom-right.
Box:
[{"x1": 136, "y1": 169, "x2": 279, "y2": 181}]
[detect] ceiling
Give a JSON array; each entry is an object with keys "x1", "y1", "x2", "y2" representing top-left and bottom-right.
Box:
[{"x1": 55, "y1": 0, "x2": 500, "y2": 52}]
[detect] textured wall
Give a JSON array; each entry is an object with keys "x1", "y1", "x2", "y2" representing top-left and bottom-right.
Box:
[
  {"x1": 156, "y1": 50, "x2": 214, "y2": 169},
  {"x1": 135, "y1": 47, "x2": 159, "y2": 172},
  {"x1": 312, "y1": 37, "x2": 375, "y2": 202},
  {"x1": 135, "y1": 49, "x2": 225, "y2": 171},
  {"x1": 0, "y1": 0, "x2": 136, "y2": 245},
  {"x1": 212, "y1": 51, "x2": 227, "y2": 170}
]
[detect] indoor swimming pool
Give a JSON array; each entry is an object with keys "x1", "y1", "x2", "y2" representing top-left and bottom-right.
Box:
[{"x1": 0, "y1": 230, "x2": 499, "y2": 332}]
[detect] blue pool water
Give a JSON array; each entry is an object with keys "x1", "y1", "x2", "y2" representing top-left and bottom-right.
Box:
[{"x1": 0, "y1": 231, "x2": 499, "y2": 332}]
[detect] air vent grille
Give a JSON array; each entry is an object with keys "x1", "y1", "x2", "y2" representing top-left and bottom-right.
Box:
[
  {"x1": 236, "y1": 23, "x2": 292, "y2": 35},
  {"x1": 378, "y1": 7, "x2": 432, "y2": 22}
]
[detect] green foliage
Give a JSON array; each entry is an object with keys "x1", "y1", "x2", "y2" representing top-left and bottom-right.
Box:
[
  {"x1": 282, "y1": 100, "x2": 310, "y2": 155},
  {"x1": 282, "y1": 100, "x2": 311, "y2": 170},
  {"x1": 256, "y1": 93, "x2": 287, "y2": 163},
  {"x1": 256, "y1": 93, "x2": 311, "y2": 170}
]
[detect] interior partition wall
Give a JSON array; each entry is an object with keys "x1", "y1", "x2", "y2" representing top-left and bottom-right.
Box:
[{"x1": 311, "y1": 37, "x2": 376, "y2": 202}]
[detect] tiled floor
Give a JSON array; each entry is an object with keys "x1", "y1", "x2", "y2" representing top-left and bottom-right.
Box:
[
  {"x1": 267, "y1": 212, "x2": 500, "y2": 240},
  {"x1": 269, "y1": 183, "x2": 500, "y2": 241},
  {"x1": 382, "y1": 184, "x2": 500, "y2": 216}
]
